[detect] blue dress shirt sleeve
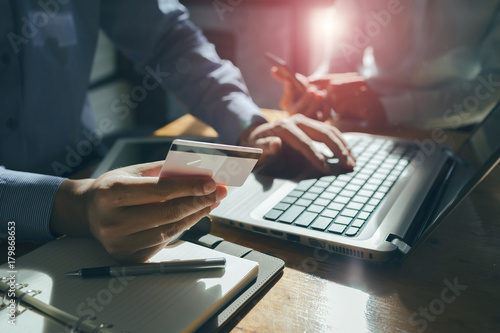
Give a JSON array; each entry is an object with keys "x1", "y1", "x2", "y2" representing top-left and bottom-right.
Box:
[
  {"x1": 99, "y1": 0, "x2": 266, "y2": 144},
  {"x1": 0, "y1": 167, "x2": 65, "y2": 242}
]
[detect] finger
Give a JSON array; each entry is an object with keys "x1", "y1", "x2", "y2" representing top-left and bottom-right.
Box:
[
  {"x1": 252, "y1": 136, "x2": 283, "y2": 168},
  {"x1": 98, "y1": 175, "x2": 217, "y2": 208},
  {"x1": 318, "y1": 103, "x2": 331, "y2": 121},
  {"x1": 295, "y1": 117, "x2": 356, "y2": 169},
  {"x1": 118, "y1": 188, "x2": 225, "y2": 234},
  {"x1": 271, "y1": 66, "x2": 287, "y2": 82},
  {"x1": 121, "y1": 206, "x2": 213, "y2": 258},
  {"x1": 302, "y1": 92, "x2": 325, "y2": 120},
  {"x1": 120, "y1": 160, "x2": 165, "y2": 177},
  {"x1": 289, "y1": 92, "x2": 313, "y2": 115},
  {"x1": 308, "y1": 78, "x2": 331, "y2": 90},
  {"x1": 265, "y1": 119, "x2": 330, "y2": 172},
  {"x1": 280, "y1": 80, "x2": 297, "y2": 111},
  {"x1": 254, "y1": 136, "x2": 282, "y2": 155}
]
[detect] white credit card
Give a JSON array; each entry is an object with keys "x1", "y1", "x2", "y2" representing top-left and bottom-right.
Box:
[{"x1": 160, "y1": 139, "x2": 263, "y2": 186}]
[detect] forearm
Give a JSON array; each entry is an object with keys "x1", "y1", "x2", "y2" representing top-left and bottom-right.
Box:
[
  {"x1": 100, "y1": 0, "x2": 266, "y2": 144},
  {"x1": 151, "y1": 20, "x2": 265, "y2": 144}
]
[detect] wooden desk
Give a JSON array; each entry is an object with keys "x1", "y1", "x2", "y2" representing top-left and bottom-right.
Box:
[{"x1": 157, "y1": 112, "x2": 500, "y2": 333}]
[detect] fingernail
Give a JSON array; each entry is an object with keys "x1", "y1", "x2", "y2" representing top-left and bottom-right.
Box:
[{"x1": 204, "y1": 181, "x2": 216, "y2": 194}]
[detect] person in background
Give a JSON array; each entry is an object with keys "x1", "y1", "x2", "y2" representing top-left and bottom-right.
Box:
[
  {"x1": 273, "y1": 0, "x2": 500, "y2": 131},
  {"x1": 0, "y1": 0, "x2": 355, "y2": 262}
]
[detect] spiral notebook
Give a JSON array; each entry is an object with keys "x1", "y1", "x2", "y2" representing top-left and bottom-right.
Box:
[{"x1": 0, "y1": 237, "x2": 259, "y2": 333}]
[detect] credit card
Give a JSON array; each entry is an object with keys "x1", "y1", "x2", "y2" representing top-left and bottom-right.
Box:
[{"x1": 160, "y1": 139, "x2": 263, "y2": 186}]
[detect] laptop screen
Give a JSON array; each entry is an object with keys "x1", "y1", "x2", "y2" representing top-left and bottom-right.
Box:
[
  {"x1": 414, "y1": 102, "x2": 500, "y2": 246},
  {"x1": 456, "y1": 101, "x2": 500, "y2": 172}
]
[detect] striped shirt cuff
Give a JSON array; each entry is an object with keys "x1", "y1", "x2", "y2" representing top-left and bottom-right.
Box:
[{"x1": 0, "y1": 167, "x2": 66, "y2": 242}]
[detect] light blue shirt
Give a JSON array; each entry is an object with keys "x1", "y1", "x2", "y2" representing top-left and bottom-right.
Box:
[
  {"x1": 320, "y1": 0, "x2": 500, "y2": 128},
  {"x1": 0, "y1": 0, "x2": 265, "y2": 241}
]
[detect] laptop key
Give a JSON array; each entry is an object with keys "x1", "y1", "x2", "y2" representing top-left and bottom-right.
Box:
[
  {"x1": 320, "y1": 175, "x2": 337, "y2": 182},
  {"x1": 362, "y1": 184, "x2": 378, "y2": 192},
  {"x1": 335, "y1": 196, "x2": 350, "y2": 204},
  {"x1": 325, "y1": 185, "x2": 343, "y2": 193},
  {"x1": 281, "y1": 196, "x2": 297, "y2": 204},
  {"x1": 352, "y1": 219, "x2": 364, "y2": 228},
  {"x1": 289, "y1": 190, "x2": 304, "y2": 198},
  {"x1": 377, "y1": 185, "x2": 390, "y2": 193},
  {"x1": 352, "y1": 195, "x2": 369, "y2": 204},
  {"x1": 345, "y1": 227, "x2": 360, "y2": 236},
  {"x1": 368, "y1": 198, "x2": 381, "y2": 206},
  {"x1": 339, "y1": 189, "x2": 356, "y2": 198},
  {"x1": 295, "y1": 179, "x2": 316, "y2": 191},
  {"x1": 358, "y1": 189, "x2": 373, "y2": 197},
  {"x1": 273, "y1": 203, "x2": 290, "y2": 211},
  {"x1": 315, "y1": 180, "x2": 330, "y2": 189},
  {"x1": 362, "y1": 204, "x2": 376, "y2": 213},
  {"x1": 341, "y1": 209, "x2": 358, "y2": 218},
  {"x1": 321, "y1": 209, "x2": 339, "y2": 219},
  {"x1": 328, "y1": 223, "x2": 347, "y2": 234},
  {"x1": 278, "y1": 206, "x2": 305, "y2": 224},
  {"x1": 328, "y1": 202, "x2": 344, "y2": 211},
  {"x1": 357, "y1": 211, "x2": 370, "y2": 220},
  {"x1": 346, "y1": 202, "x2": 364, "y2": 210},
  {"x1": 345, "y1": 184, "x2": 361, "y2": 192},
  {"x1": 307, "y1": 204, "x2": 324, "y2": 213},
  {"x1": 319, "y1": 191, "x2": 336, "y2": 200},
  {"x1": 350, "y1": 178, "x2": 365, "y2": 186},
  {"x1": 308, "y1": 186, "x2": 323, "y2": 194},
  {"x1": 313, "y1": 198, "x2": 331, "y2": 207},
  {"x1": 264, "y1": 209, "x2": 282, "y2": 221},
  {"x1": 335, "y1": 216, "x2": 352, "y2": 225},
  {"x1": 294, "y1": 211, "x2": 317, "y2": 227},
  {"x1": 302, "y1": 192, "x2": 319, "y2": 200},
  {"x1": 295, "y1": 198, "x2": 313, "y2": 207},
  {"x1": 311, "y1": 216, "x2": 333, "y2": 231}
]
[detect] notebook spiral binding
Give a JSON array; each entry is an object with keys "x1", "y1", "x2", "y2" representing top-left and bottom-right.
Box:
[{"x1": 0, "y1": 277, "x2": 128, "y2": 333}]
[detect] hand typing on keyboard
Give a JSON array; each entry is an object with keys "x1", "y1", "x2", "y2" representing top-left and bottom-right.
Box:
[{"x1": 239, "y1": 114, "x2": 356, "y2": 178}]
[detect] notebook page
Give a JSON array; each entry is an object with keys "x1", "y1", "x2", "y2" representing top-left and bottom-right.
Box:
[{"x1": 0, "y1": 238, "x2": 258, "y2": 333}]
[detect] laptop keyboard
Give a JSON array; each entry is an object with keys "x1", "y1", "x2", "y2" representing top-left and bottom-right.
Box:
[{"x1": 264, "y1": 136, "x2": 417, "y2": 237}]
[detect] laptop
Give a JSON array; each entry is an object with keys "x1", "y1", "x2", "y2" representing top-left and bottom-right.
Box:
[{"x1": 210, "y1": 102, "x2": 500, "y2": 263}]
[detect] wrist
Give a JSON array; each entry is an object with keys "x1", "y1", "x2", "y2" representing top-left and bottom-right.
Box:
[{"x1": 49, "y1": 178, "x2": 94, "y2": 238}]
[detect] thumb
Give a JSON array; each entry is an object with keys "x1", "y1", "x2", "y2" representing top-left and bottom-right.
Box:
[
  {"x1": 121, "y1": 160, "x2": 165, "y2": 177},
  {"x1": 254, "y1": 137, "x2": 282, "y2": 167},
  {"x1": 255, "y1": 137, "x2": 282, "y2": 155},
  {"x1": 271, "y1": 66, "x2": 287, "y2": 82}
]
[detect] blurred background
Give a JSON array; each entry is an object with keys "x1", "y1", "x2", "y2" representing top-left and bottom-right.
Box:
[{"x1": 87, "y1": 0, "x2": 339, "y2": 141}]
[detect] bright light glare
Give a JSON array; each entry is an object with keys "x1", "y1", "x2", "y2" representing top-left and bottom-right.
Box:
[
  {"x1": 309, "y1": 7, "x2": 348, "y2": 49},
  {"x1": 323, "y1": 283, "x2": 370, "y2": 332},
  {"x1": 308, "y1": 6, "x2": 349, "y2": 74}
]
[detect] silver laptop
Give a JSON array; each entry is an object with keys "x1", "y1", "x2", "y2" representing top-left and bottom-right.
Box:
[{"x1": 211, "y1": 102, "x2": 500, "y2": 263}]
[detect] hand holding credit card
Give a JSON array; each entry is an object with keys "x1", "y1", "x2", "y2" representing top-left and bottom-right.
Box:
[{"x1": 160, "y1": 139, "x2": 263, "y2": 186}]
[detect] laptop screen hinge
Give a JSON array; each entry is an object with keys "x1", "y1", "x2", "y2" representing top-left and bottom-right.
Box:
[{"x1": 386, "y1": 233, "x2": 411, "y2": 255}]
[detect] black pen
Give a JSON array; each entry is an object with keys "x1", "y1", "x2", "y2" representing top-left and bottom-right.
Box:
[{"x1": 66, "y1": 258, "x2": 226, "y2": 278}]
